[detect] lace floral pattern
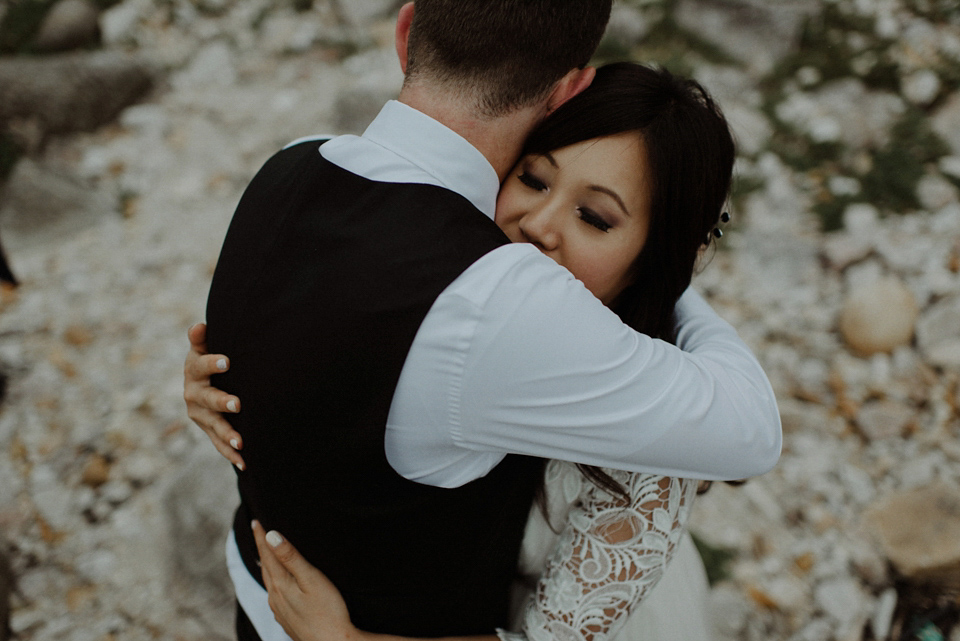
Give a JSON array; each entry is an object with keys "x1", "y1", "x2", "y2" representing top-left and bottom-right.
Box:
[{"x1": 501, "y1": 461, "x2": 698, "y2": 641}]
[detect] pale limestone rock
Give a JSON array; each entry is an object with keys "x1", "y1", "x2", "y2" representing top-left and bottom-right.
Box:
[
  {"x1": 839, "y1": 277, "x2": 918, "y2": 355},
  {"x1": 864, "y1": 483, "x2": 960, "y2": 586},
  {"x1": 856, "y1": 400, "x2": 915, "y2": 440}
]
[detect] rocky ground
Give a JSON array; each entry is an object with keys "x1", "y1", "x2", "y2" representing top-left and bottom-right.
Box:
[{"x1": 0, "y1": 1, "x2": 958, "y2": 640}]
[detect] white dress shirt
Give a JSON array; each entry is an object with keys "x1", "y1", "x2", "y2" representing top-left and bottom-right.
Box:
[{"x1": 229, "y1": 100, "x2": 782, "y2": 638}]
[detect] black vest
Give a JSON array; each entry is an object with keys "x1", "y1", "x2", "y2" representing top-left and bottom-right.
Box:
[{"x1": 205, "y1": 141, "x2": 545, "y2": 635}]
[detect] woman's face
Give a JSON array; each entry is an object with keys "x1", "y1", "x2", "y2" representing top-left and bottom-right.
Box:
[{"x1": 495, "y1": 133, "x2": 653, "y2": 305}]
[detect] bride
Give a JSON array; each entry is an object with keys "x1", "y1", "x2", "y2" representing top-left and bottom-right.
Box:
[{"x1": 188, "y1": 62, "x2": 749, "y2": 640}]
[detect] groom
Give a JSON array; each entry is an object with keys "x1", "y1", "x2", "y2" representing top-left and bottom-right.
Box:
[{"x1": 196, "y1": 1, "x2": 781, "y2": 639}]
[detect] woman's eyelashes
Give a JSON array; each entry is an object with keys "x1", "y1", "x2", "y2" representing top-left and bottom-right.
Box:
[
  {"x1": 517, "y1": 171, "x2": 546, "y2": 191},
  {"x1": 578, "y1": 208, "x2": 613, "y2": 232}
]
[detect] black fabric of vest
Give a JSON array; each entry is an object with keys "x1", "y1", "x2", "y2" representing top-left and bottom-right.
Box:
[{"x1": 205, "y1": 141, "x2": 545, "y2": 636}]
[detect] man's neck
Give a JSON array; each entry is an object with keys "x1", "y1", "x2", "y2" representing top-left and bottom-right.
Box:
[{"x1": 397, "y1": 84, "x2": 542, "y2": 183}]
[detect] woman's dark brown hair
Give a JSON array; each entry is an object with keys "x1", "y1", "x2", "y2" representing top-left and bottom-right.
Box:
[{"x1": 523, "y1": 62, "x2": 736, "y2": 501}]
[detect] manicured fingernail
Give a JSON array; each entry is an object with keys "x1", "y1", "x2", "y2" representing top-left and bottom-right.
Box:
[
  {"x1": 235, "y1": 461, "x2": 245, "y2": 471},
  {"x1": 217, "y1": 358, "x2": 227, "y2": 371},
  {"x1": 230, "y1": 438, "x2": 239, "y2": 449},
  {"x1": 251, "y1": 520, "x2": 259, "y2": 530},
  {"x1": 266, "y1": 531, "x2": 283, "y2": 547},
  {"x1": 227, "y1": 400, "x2": 238, "y2": 413}
]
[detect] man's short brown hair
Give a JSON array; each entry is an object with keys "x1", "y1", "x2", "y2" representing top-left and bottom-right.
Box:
[{"x1": 406, "y1": 0, "x2": 612, "y2": 117}]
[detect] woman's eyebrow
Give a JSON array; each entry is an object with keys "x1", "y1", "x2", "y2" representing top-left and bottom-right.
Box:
[
  {"x1": 541, "y1": 152, "x2": 559, "y2": 168},
  {"x1": 589, "y1": 186, "x2": 630, "y2": 217}
]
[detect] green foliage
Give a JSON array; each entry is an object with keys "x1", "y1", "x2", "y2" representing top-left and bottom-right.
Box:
[
  {"x1": 764, "y1": 4, "x2": 899, "y2": 96},
  {"x1": 691, "y1": 532, "x2": 736, "y2": 586},
  {"x1": 730, "y1": 174, "x2": 765, "y2": 211},
  {"x1": 860, "y1": 108, "x2": 951, "y2": 213},
  {"x1": 813, "y1": 195, "x2": 856, "y2": 233}
]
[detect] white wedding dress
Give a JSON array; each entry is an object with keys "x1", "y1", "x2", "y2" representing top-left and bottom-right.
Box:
[{"x1": 499, "y1": 460, "x2": 715, "y2": 641}]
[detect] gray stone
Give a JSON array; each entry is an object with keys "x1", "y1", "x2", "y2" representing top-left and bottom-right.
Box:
[
  {"x1": 0, "y1": 159, "x2": 117, "y2": 251},
  {"x1": 864, "y1": 483, "x2": 960, "y2": 586},
  {"x1": 839, "y1": 277, "x2": 918, "y2": 355},
  {"x1": 33, "y1": 0, "x2": 101, "y2": 53},
  {"x1": 162, "y1": 448, "x2": 236, "y2": 593}
]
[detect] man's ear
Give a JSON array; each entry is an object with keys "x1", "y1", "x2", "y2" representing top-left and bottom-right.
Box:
[
  {"x1": 545, "y1": 66, "x2": 596, "y2": 113},
  {"x1": 395, "y1": 2, "x2": 415, "y2": 74}
]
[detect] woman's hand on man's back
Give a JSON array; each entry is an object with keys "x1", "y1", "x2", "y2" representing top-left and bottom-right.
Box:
[{"x1": 183, "y1": 322, "x2": 246, "y2": 470}]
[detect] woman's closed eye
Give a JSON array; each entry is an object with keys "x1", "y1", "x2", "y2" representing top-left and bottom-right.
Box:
[
  {"x1": 578, "y1": 207, "x2": 612, "y2": 232},
  {"x1": 518, "y1": 171, "x2": 547, "y2": 191}
]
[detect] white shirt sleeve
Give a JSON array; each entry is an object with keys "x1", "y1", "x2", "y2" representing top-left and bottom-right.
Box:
[{"x1": 387, "y1": 243, "x2": 781, "y2": 484}]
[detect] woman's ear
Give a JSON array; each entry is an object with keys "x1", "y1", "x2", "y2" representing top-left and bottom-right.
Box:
[
  {"x1": 545, "y1": 66, "x2": 596, "y2": 114},
  {"x1": 395, "y1": 2, "x2": 415, "y2": 74}
]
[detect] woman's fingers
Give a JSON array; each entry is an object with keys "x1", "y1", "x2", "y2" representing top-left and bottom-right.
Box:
[
  {"x1": 252, "y1": 520, "x2": 289, "y2": 591},
  {"x1": 187, "y1": 322, "x2": 208, "y2": 351}
]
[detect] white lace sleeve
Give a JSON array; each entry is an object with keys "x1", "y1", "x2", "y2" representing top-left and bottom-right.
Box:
[{"x1": 501, "y1": 471, "x2": 699, "y2": 641}]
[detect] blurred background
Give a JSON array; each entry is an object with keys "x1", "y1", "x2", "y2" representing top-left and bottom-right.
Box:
[{"x1": 0, "y1": 0, "x2": 958, "y2": 639}]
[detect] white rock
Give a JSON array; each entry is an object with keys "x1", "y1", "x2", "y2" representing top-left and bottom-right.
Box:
[
  {"x1": 839, "y1": 276, "x2": 919, "y2": 355},
  {"x1": 765, "y1": 575, "x2": 809, "y2": 612},
  {"x1": 856, "y1": 400, "x2": 915, "y2": 440},
  {"x1": 796, "y1": 65, "x2": 821, "y2": 87},
  {"x1": 100, "y1": 0, "x2": 152, "y2": 44},
  {"x1": 902, "y1": 69, "x2": 942, "y2": 106},
  {"x1": 843, "y1": 203, "x2": 880, "y2": 236},
  {"x1": 917, "y1": 174, "x2": 959, "y2": 211},
  {"x1": 871, "y1": 588, "x2": 897, "y2": 640},
  {"x1": 814, "y1": 577, "x2": 868, "y2": 629},
  {"x1": 916, "y1": 295, "x2": 960, "y2": 363},
  {"x1": 932, "y1": 93, "x2": 960, "y2": 157},
  {"x1": 709, "y1": 583, "x2": 751, "y2": 636},
  {"x1": 939, "y1": 156, "x2": 960, "y2": 180},
  {"x1": 829, "y1": 176, "x2": 861, "y2": 197},
  {"x1": 791, "y1": 617, "x2": 834, "y2": 641},
  {"x1": 74, "y1": 549, "x2": 117, "y2": 582},
  {"x1": 172, "y1": 41, "x2": 237, "y2": 89},
  {"x1": 822, "y1": 234, "x2": 873, "y2": 271},
  {"x1": 605, "y1": 3, "x2": 652, "y2": 47}
]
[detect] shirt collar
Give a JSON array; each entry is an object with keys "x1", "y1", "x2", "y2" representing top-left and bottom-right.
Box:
[{"x1": 361, "y1": 101, "x2": 501, "y2": 220}]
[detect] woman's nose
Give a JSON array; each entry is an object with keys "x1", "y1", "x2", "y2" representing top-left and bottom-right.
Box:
[{"x1": 518, "y1": 208, "x2": 560, "y2": 251}]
